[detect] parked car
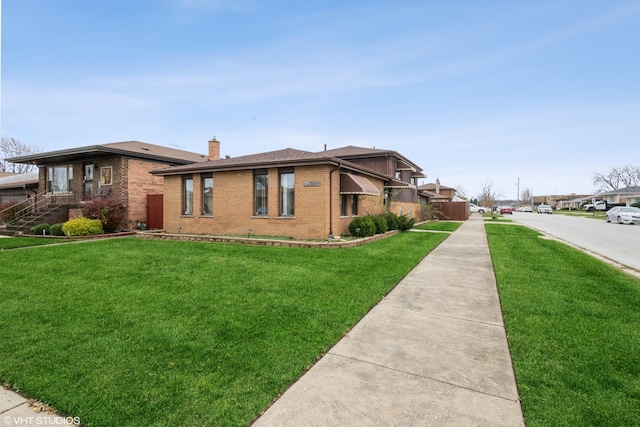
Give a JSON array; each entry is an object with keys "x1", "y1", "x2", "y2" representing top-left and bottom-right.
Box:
[
  {"x1": 499, "y1": 206, "x2": 513, "y2": 214},
  {"x1": 537, "y1": 204, "x2": 552, "y2": 214},
  {"x1": 605, "y1": 206, "x2": 640, "y2": 224},
  {"x1": 523, "y1": 205, "x2": 533, "y2": 212},
  {"x1": 469, "y1": 203, "x2": 489, "y2": 214}
]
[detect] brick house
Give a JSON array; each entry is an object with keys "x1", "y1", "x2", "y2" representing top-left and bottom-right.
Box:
[
  {"x1": 5, "y1": 141, "x2": 206, "y2": 232},
  {"x1": 150, "y1": 139, "x2": 426, "y2": 240},
  {"x1": 418, "y1": 180, "x2": 456, "y2": 201}
]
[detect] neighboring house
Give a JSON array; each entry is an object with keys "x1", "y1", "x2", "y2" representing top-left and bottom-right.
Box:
[
  {"x1": 555, "y1": 194, "x2": 593, "y2": 210},
  {"x1": 532, "y1": 194, "x2": 590, "y2": 208},
  {"x1": 5, "y1": 141, "x2": 206, "y2": 231},
  {"x1": 600, "y1": 186, "x2": 640, "y2": 206},
  {"x1": 418, "y1": 180, "x2": 456, "y2": 202},
  {"x1": 0, "y1": 173, "x2": 39, "y2": 205},
  {"x1": 417, "y1": 179, "x2": 469, "y2": 220},
  {"x1": 150, "y1": 139, "x2": 426, "y2": 240}
]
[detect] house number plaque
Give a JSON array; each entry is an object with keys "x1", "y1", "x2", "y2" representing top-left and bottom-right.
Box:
[{"x1": 304, "y1": 181, "x2": 321, "y2": 187}]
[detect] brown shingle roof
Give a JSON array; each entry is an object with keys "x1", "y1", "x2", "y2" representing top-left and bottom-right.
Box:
[
  {"x1": 319, "y1": 145, "x2": 423, "y2": 173},
  {"x1": 6, "y1": 141, "x2": 207, "y2": 165},
  {"x1": 151, "y1": 147, "x2": 390, "y2": 179}
]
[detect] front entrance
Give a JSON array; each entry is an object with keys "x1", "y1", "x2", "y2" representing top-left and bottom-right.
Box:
[{"x1": 84, "y1": 164, "x2": 94, "y2": 199}]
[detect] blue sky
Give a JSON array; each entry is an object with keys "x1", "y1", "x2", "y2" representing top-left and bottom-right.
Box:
[{"x1": 2, "y1": 0, "x2": 639, "y2": 199}]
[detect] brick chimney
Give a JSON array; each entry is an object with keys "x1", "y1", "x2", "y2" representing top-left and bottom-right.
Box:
[{"x1": 208, "y1": 137, "x2": 220, "y2": 161}]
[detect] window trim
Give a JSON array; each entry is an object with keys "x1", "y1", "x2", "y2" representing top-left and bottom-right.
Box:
[
  {"x1": 46, "y1": 165, "x2": 73, "y2": 193},
  {"x1": 182, "y1": 176, "x2": 194, "y2": 216},
  {"x1": 340, "y1": 194, "x2": 348, "y2": 216},
  {"x1": 279, "y1": 168, "x2": 295, "y2": 217},
  {"x1": 254, "y1": 169, "x2": 268, "y2": 216},
  {"x1": 201, "y1": 174, "x2": 213, "y2": 216}
]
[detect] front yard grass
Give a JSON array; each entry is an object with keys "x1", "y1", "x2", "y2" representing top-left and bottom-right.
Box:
[
  {"x1": 0, "y1": 236, "x2": 72, "y2": 250},
  {"x1": 486, "y1": 223, "x2": 640, "y2": 426},
  {"x1": 413, "y1": 221, "x2": 462, "y2": 232},
  {"x1": 0, "y1": 232, "x2": 447, "y2": 427}
]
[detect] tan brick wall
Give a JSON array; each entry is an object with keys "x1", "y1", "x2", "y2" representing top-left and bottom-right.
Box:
[
  {"x1": 388, "y1": 201, "x2": 421, "y2": 219},
  {"x1": 124, "y1": 158, "x2": 166, "y2": 229},
  {"x1": 163, "y1": 166, "x2": 388, "y2": 240}
]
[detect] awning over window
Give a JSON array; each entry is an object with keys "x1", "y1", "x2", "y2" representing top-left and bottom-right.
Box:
[
  {"x1": 340, "y1": 173, "x2": 380, "y2": 196},
  {"x1": 385, "y1": 178, "x2": 412, "y2": 189}
]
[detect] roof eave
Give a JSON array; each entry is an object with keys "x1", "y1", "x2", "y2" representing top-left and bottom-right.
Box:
[{"x1": 6, "y1": 146, "x2": 204, "y2": 166}]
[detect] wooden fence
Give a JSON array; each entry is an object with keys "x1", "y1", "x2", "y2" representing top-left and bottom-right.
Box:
[{"x1": 430, "y1": 201, "x2": 469, "y2": 221}]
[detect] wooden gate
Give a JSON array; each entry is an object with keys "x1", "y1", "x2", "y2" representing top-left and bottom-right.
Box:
[{"x1": 146, "y1": 194, "x2": 163, "y2": 229}]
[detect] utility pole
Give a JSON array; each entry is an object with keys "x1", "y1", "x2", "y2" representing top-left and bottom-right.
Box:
[{"x1": 516, "y1": 177, "x2": 520, "y2": 205}]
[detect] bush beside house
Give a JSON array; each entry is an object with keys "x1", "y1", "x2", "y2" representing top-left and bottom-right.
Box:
[
  {"x1": 82, "y1": 197, "x2": 126, "y2": 233},
  {"x1": 348, "y1": 213, "x2": 415, "y2": 237},
  {"x1": 62, "y1": 218, "x2": 104, "y2": 236}
]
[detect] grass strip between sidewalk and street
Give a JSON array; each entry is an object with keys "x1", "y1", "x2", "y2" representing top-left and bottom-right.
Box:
[
  {"x1": 0, "y1": 232, "x2": 447, "y2": 427},
  {"x1": 485, "y1": 223, "x2": 640, "y2": 427}
]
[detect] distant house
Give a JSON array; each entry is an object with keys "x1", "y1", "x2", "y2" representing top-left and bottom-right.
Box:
[
  {"x1": 150, "y1": 139, "x2": 426, "y2": 240},
  {"x1": 555, "y1": 194, "x2": 593, "y2": 210},
  {"x1": 418, "y1": 180, "x2": 456, "y2": 202},
  {"x1": 4, "y1": 141, "x2": 206, "y2": 232},
  {"x1": 600, "y1": 186, "x2": 640, "y2": 206},
  {"x1": 0, "y1": 173, "x2": 39, "y2": 205}
]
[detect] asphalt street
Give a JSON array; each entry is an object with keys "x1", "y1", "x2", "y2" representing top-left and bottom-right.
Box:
[{"x1": 509, "y1": 211, "x2": 640, "y2": 273}]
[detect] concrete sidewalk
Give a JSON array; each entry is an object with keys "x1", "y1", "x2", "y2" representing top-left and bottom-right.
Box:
[{"x1": 253, "y1": 215, "x2": 525, "y2": 426}]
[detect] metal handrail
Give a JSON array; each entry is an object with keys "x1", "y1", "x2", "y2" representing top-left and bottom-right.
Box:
[
  {"x1": 0, "y1": 190, "x2": 46, "y2": 226},
  {"x1": 0, "y1": 190, "x2": 79, "y2": 227},
  {"x1": 1, "y1": 188, "x2": 120, "y2": 230}
]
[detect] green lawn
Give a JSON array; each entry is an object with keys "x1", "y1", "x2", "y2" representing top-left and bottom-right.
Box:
[
  {"x1": 486, "y1": 223, "x2": 640, "y2": 426},
  {"x1": 0, "y1": 232, "x2": 447, "y2": 427},
  {"x1": 413, "y1": 221, "x2": 462, "y2": 232},
  {"x1": 0, "y1": 236, "x2": 72, "y2": 250}
]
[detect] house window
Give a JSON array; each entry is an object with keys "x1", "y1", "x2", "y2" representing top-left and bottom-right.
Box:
[
  {"x1": 340, "y1": 194, "x2": 348, "y2": 216},
  {"x1": 202, "y1": 175, "x2": 213, "y2": 215},
  {"x1": 46, "y1": 165, "x2": 73, "y2": 193},
  {"x1": 183, "y1": 176, "x2": 194, "y2": 215},
  {"x1": 351, "y1": 195, "x2": 358, "y2": 215},
  {"x1": 254, "y1": 170, "x2": 268, "y2": 215},
  {"x1": 279, "y1": 169, "x2": 294, "y2": 216}
]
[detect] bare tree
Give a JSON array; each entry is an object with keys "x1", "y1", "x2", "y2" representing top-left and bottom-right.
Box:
[
  {"x1": 454, "y1": 185, "x2": 467, "y2": 199},
  {"x1": 520, "y1": 188, "x2": 532, "y2": 204},
  {"x1": 478, "y1": 181, "x2": 503, "y2": 208},
  {"x1": 1, "y1": 137, "x2": 39, "y2": 174},
  {"x1": 593, "y1": 165, "x2": 640, "y2": 192}
]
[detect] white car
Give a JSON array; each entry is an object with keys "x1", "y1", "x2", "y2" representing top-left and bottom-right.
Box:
[
  {"x1": 537, "y1": 204, "x2": 552, "y2": 214},
  {"x1": 605, "y1": 206, "x2": 640, "y2": 224},
  {"x1": 469, "y1": 203, "x2": 489, "y2": 214}
]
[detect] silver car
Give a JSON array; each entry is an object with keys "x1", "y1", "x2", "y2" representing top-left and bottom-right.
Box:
[
  {"x1": 605, "y1": 206, "x2": 640, "y2": 224},
  {"x1": 537, "y1": 204, "x2": 552, "y2": 214}
]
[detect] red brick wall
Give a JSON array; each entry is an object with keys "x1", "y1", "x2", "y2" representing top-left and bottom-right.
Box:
[{"x1": 36, "y1": 157, "x2": 174, "y2": 230}]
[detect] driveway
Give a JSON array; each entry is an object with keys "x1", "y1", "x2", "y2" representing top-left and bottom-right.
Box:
[{"x1": 510, "y1": 212, "x2": 640, "y2": 273}]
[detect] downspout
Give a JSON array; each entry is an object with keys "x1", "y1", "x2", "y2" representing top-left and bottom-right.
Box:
[{"x1": 329, "y1": 163, "x2": 341, "y2": 238}]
